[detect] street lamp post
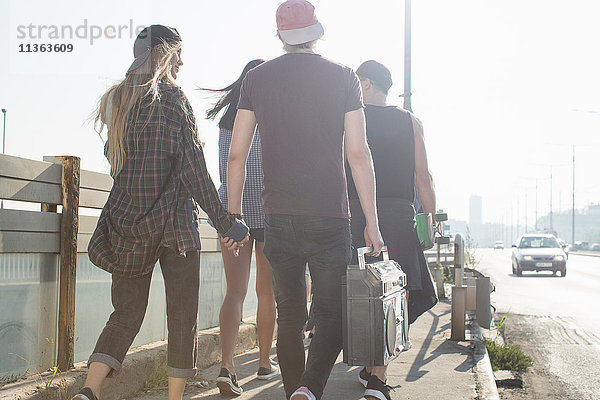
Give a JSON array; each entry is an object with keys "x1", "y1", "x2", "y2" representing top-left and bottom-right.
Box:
[
  {"x1": 1, "y1": 108, "x2": 6, "y2": 155},
  {"x1": 1, "y1": 108, "x2": 6, "y2": 209},
  {"x1": 572, "y1": 145, "x2": 575, "y2": 246},
  {"x1": 549, "y1": 166, "x2": 553, "y2": 231},
  {"x1": 535, "y1": 180, "x2": 538, "y2": 231},
  {"x1": 402, "y1": 0, "x2": 412, "y2": 112},
  {"x1": 524, "y1": 192, "x2": 528, "y2": 233},
  {"x1": 516, "y1": 198, "x2": 520, "y2": 237}
]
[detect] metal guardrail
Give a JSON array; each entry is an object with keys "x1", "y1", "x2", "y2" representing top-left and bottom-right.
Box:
[
  {"x1": 569, "y1": 250, "x2": 600, "y2": 257},
  {"x1": 424, "y1": 250, "x2": 453, "y2": 265},
  {"x1": 450, "y1": 232, "x2": 493, "y2": 341}
]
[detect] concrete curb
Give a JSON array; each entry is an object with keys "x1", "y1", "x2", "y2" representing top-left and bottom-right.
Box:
[
  {"x1": 469, "y1": 318, "x2": 500, "y2": 400},
  {"x1": 1, "y1": 317, "x2": 259, "y2": 400}
]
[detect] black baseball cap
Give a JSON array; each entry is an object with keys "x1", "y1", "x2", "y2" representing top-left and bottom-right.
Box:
[
  {"x1": 356, "y1": 60, "x2": 393, "y2": 94},
  {"x1": 127, "y1": 25, "x2": 181, "y2": 75}
]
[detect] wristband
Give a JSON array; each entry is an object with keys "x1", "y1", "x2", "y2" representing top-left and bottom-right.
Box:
[{"x1": 221, "y1": 218, "x2": 249, "y2": 242}]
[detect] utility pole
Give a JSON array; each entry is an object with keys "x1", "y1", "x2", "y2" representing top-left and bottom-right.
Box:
[
  {"x1": 535, "y1": 180, "x2": 538, "y2": 231},
  {"x1": 402, "y1": 0, "x2": 412, "y2": 112},
  {"x1": 550, "y1": 166, "x2": 553, "y2": 230},
  {"x1": 525, "y1": 192, "x2": 528, "y2": 234},
  {"x1": 1, "y1": 108, "x2": 6, "y2": 210},
  {"x1": 516, "y1": 198, "x2": 520, "y2": 238},
  {"x1": 510, "y1": 206, "x2": 513, "y2": 245},
  {"x1": 559, "y1": 191, "x2": 562, "y2": 213},
  {"x1": 1, "y1": 108, "x2": 6, "y2": 155},
  {"x1": 572, "y1": 145, "x2": 575, "y2": 245}
]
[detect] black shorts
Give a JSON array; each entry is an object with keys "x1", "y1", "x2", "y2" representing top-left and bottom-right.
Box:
[{"x1": 249, "y1": 228, "x2": 264, "y2": 243}]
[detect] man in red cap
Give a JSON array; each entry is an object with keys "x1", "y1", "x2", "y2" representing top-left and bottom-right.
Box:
[{"x1": 227, "y1": 1, "x2": 384, "y2": 399}]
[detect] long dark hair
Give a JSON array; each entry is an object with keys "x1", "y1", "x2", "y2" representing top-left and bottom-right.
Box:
[{"x1": 203, "y1": 59, "x2": 265, "y2": 130}]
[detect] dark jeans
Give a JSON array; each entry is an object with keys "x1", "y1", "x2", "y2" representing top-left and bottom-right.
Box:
[
  {"x1": 263, "y1": 214, "x2": 351, "y2": 400},
  {"x1": 88, "y1": 247, "x2": 200, "y2": 378}
]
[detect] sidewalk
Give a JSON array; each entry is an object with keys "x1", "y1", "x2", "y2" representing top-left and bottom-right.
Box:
[{"x1": 133, "y1": 300, "x2": 481, "y2": 400}]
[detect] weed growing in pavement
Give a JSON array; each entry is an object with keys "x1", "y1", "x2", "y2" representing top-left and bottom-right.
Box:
[
  {"x1": 2, "y1": 352, "x2": 30, "y2": 386},
  {"x1": 483, "y1": 338, "x2": 533, "y2": 371},
  {"x1": 484, "y1": 312, "x2": 533, "y2": 372},
  {"x1": 464, "y1": 227, "x2": 480, "y2": 269},
  {"x1": 442, "y1": 265, "x2": 455, "y2": 284},
  {"x1": 4, "y1": 352, "x2": 68, "y2": 398},
  {"x1": 37, "y1": 367, "x2": 69, "y2": 400},
  {"x1": 0, "y1": 373, "x2": 20, "y2": 388},
  {"x1": 0, "y1": 371, "x2": 29, "y2": 388},
  {"x1": 39, "y1": 366, "x2": 60, "y2": 391},
  {"x1": 144, "y1": 359, "x2": 168, "y2": 389},
  {"x1": 250, "y1": 337, "x2": 258, "y2": 349},
  {"x1": 490, "y1": 312, "x2": 509, "y2": 341}
]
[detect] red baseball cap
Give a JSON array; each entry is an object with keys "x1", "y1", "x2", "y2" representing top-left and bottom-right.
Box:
[{"x1": 276, "y1": 0, "x2": 324, "y2": 45}]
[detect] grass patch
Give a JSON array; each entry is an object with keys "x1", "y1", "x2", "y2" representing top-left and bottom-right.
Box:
[
  {"x1": 33, "y1": 367, "x2": 69, "y2": 400},
  {"x1": 250, "y1": 337, "x2": 258, "y2": 349},
  {"x1": 483, "y1": 338, "x2": 533, "y2": 372},
  {"x1": 144, "y1": 360, "x2": 168, "y2": 389}
]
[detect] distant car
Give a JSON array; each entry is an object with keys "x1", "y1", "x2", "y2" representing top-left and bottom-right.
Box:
[
  {"x1": 591, "y1": 243, "x2": 600, "y2": 251},
  {"x1": 573, "y1": 241, "x2": 589, "y2": 250},
  {"x1": 511, "y1": 234, "x2": 567, "y2": 277},
  {"x1": 493, "y1": 241, "x2": 504, "y2": 249}
]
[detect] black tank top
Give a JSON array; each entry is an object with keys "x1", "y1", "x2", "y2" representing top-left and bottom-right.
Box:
[{"x1": 347, "y1": 104, "x2": 415, "y2": 202}]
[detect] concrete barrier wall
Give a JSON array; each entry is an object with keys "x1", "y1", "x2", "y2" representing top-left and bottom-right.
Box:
[
  {"x1": 0, "y1": 153, "x2": 258, "y2": 382},
  {"x1": 0, "y1": 252, "x2": 258, "y2": 381}
]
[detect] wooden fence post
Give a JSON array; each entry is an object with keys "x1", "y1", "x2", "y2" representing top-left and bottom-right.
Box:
[
  {"x1": 47, "y1": 156, "x2": 81, "y2": 371},
  {"x1": 41, "y1": 203, "x2": 57, "y2": 212}
]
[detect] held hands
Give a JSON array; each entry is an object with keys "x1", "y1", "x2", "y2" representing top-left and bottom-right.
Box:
[
  {"x1": 220, "y1": 217, "x2": 250, "y2": 257},
  {"x1": 221, "y1": 234, "x2": 250, "y2": 257},
  {"x1": 364, "y1": 222, "x2": 385, "y2": 257}
]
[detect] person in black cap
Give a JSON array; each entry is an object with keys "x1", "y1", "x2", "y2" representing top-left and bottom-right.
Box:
[
  {"x1": 72, "y1": 25, "x2": 249, "y2": 400},
  {"x1": 347, "y1": 60, "x2": 438, "y2": 400}
]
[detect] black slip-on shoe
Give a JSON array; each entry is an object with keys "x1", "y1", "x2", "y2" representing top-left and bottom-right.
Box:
[
  {"x1": 256, "y1": 366, "x2": 279, "y2": 380},
  {"x1": 358, "y1": 367, "x2": 372, "y2": 387},
  {"x1": 364, "y1": 375, "x2": 392, "y2": 400},
  {"x1": 72, "y1": 387, "x2": 97, "y2": 400},
  {"x1": 216, "y1": 367, "x2": 243, "y2": 396}
]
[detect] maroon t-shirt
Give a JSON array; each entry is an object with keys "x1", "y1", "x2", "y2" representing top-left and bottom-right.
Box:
[{"x1": 238, "y1": 52, "x2": 363, "y2": 218}]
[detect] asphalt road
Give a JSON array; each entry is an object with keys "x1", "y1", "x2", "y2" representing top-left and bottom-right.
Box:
[{"x1": 475, "y1": 248, "x2": 600, "y2": 400}]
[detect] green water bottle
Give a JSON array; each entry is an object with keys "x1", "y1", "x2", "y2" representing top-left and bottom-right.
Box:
[{"x1": 416, "y1": 213, "x2": 434, "y2": 249}]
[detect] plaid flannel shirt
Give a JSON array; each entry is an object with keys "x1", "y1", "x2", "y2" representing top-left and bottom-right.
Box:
[{"x1": 89, "y1": 83, "x2": 233, "y2": 277}]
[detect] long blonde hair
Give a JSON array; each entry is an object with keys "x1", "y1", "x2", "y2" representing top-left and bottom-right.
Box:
[{"x1": 95, "y1": 40, "x2": 182, "y2": 176}]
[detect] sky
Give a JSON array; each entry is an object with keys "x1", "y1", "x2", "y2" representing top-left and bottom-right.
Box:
[{"x1": 1, "y1": 0, "x2": 599, "y2": 225}]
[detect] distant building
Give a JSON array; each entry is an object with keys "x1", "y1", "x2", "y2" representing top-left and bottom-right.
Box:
[
  {"x1": 447, "y1": 219, "x2": 468, "y2": 238},
  {"x1": 535, "y1": 203, "x2": 600, "y2": 244},
  {"x1": 585, "y1": 204, "x2": 600, "y2": 216}
]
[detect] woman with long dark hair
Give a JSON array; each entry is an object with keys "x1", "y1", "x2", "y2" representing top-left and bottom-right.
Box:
[
  {"x1": 204, "y1": 59, "x2": 278, "y2": 396},
  {"x1": 72, "y1": 25, "x2": 248, "y2": 400}
]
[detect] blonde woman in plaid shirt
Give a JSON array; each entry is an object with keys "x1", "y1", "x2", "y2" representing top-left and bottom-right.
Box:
[
  {"x1": 204, "y1": 59, "x2": 279, "y2": 396},
  {"x1": 73, "y1": 25, "x2": 248, "y2": 400}
]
